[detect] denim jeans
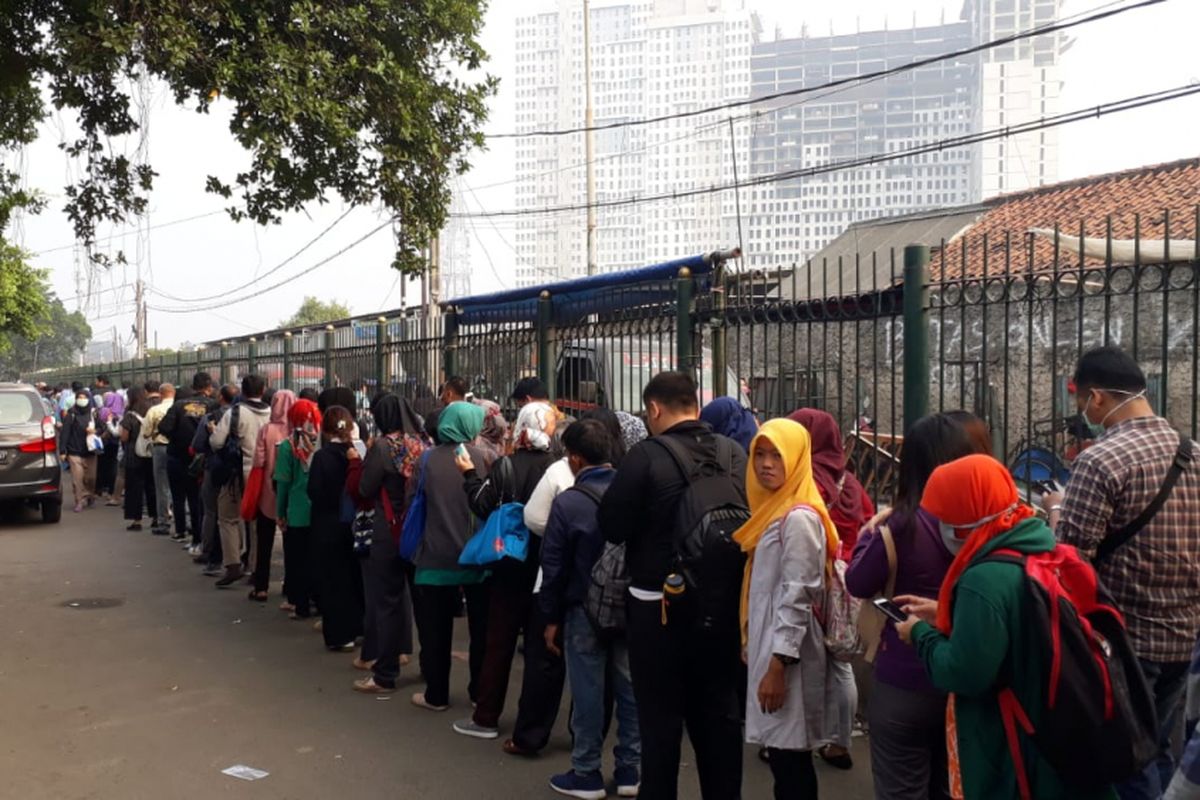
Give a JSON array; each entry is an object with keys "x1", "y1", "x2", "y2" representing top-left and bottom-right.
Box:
[
  {"x1": 1117, "y1": 658, "x2": 1190, "y2": 800},
  {"x1": 151, "y1": 444, "x2": 173, "y2": 526},
  {"x1": 564, "y1": 605, "x2": 640, "y2": 775}
]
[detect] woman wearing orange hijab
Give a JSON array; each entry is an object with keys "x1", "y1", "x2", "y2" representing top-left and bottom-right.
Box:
[
  {"x1": 734, "y1": 418, "x2": 841, "y2": 799},
  {"x1": 896, "y1": 454, "x2": 1114, "y2": 800}
]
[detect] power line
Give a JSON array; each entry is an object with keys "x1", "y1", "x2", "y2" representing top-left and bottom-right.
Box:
[
  {"x1": 450, "y1": 83, "x2": 1200, "y2": 219},
  {"x1": 485, "y1": 0, "x2": 1162, "y2": 139},
  {"x1": 147, "y1": 218, "x2": 394, "y2": 314},
  {"x1": 150, "y1": 207, "x2": 356, "y2": 303},
  {"x1": 30, "y1": 210, "x2": 227, "y2": 256}
]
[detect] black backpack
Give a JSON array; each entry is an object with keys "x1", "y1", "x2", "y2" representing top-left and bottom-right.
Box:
[
  {"x1": 653, "y1": 434, "x2": 749, "y2": 631},
  {"x1": 210, "y1": 405, "x2": 242, "y2": 489},
  {"x1": 982, "y1": 545, "x2": 1158, "y2": 795}
]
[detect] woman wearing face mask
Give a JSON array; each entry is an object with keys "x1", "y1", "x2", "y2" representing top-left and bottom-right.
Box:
[
  {"x1": 306, "y1": 405, "x2": 365, "y2": 652},
  {"x1": 60, "y1": 390, "x2": 100, "y2": 512},
  {"x1": 895, "y1": 454, "x2": 1115, "y2": 800},
  {"x1": 844, "y1": 412, "x2": 982, "y2": 800},
  {"x1": 735, "y1": 418, "x2": 842, "y2": 799}
]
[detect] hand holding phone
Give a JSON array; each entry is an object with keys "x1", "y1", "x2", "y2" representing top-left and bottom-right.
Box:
[{"x1": 873, "y1": 597, "x2": 909, "y2": 624}]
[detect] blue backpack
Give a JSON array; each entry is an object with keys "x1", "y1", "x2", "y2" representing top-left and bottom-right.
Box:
[{"x1": 397, "y1": 449, "x2": 433, "y2": 562}]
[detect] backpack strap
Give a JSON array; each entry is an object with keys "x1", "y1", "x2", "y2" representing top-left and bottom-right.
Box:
[
  {"x1": 569, "y1": 482, "x2": 606, "y2": 507},
  {"x1": 1094, "y1": 435, "x2": 1193, "y2": 565},
  {"x1": 651, "y1": 433, "x2": 698, "y2": 482}
]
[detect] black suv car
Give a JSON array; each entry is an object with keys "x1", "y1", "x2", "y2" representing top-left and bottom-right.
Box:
[{"x1": 0, "y1": 382, "x2": 63, "y2": 523}]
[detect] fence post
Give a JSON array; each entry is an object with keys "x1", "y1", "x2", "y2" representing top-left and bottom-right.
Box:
[
  {"x1": 248, "y1": 337, "x2": 258, "y2": 377},
  {"x1": 711, "y1": 261, "x2": 728, "y2": 398},
  {"x1": 219, "y1": 341, "x2": 228, "y2": 385},
  {"x1": 903, "y1": 244, "x2": 931, "y2": 433},
  {"x1": 175, "y1": 350, "x2": 184, "y2": 384},
  {"x1": 324, "y1": 325, "x2": 335, "y2": 388},
  {"x1": 536, "y1": 291, "x2": 554, "y2": 401},
  {"x1": 375, "y1": 316, "x2": 388, "y2": 393},
  {"x1": 676, "y1": 267, "x2": 695, "y2": 376},
  {"x1": 283, "y1": 332, "x2": 293, "y2": 390},
  {"x1": 442, "y1": 310, "x2": 458, "y2": 383}
]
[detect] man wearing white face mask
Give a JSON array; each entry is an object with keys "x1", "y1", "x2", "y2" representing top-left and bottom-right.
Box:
[{"x1": 1044, "y1": 345, "x2": 1200, "y2": 800}]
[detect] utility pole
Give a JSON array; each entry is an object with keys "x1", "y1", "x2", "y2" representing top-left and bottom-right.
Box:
[
  {"x1": 583, "y1": 0, "x2": 597, "y2": 276},
  {"x1": 134, "y1": 279, "x2": 147, "y2": 359}
]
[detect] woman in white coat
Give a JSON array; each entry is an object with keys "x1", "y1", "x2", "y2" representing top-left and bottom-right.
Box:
[{"x1": 734, "y1": 417, "x2": 841, "y2": 799}]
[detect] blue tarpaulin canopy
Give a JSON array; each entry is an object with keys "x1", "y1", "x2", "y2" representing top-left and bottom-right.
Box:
[{"x1": 443, "y1": 253, "x2": 719, "y2": 325}]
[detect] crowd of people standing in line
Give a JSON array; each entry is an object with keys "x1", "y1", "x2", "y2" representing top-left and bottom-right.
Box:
[{"x1": 38, "y1": 342, "x2": 1200, "y2": 800}]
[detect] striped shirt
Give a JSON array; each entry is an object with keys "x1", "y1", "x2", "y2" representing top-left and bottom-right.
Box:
[{"x1": 1057, "y1": 415, "x2": 1200, "y2": 663}]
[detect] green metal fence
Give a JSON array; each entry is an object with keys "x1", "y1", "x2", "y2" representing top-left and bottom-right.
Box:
[{"x1": 33, "y1": 208, "x2": 1200, "y2": 502}]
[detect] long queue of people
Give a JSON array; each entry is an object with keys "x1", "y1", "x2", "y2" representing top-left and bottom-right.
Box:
[{"x1": 43, "y1": 343, "x2": 1200, "y2": 800}]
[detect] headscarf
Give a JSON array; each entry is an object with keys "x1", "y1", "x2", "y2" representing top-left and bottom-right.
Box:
[
  {"x1": 513, "y1": 401, "x2": 555, "y2": 451},
  {"x1": 700, "y1": 397, "x2": 759, "y2": 453},
  {"x1": 288, "y1": 399, "x2": 322, "y2": 471},
  {"x1": 437, "y1": 401, "x2": 485, "y2": 444},
  {"x1": 318, "y1": 386, "x2": 356, "y2": 415},
  {"x1": 920, "y1": 454, "x2": 1035, "y2": 634},
  {"x1": 616, "y1": 411, "x2": 648, "y2": 451},
  {"x1": 259, "y1": 389, "x2": 296, "y2": 473},
  {"x1": 374, "y1": 393, "x2": 429, "y2": 477},
  {"x1": 374, "y1": 393, "x2": 423, "y2": 437},
  {"x1": 733, "y1": 418, "x2": 840, "y2": 643},
  {"x1": 787, "y1": 408, "x2": 871, "y2": 542},
  {"x1": 99, "y1": 391, "x2": 125, "y2": 425}
]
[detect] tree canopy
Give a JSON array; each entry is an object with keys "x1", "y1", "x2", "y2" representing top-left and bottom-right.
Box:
[
  {"x1": 0, "y1": 291, "x2": 92, "y2": 381},
  {"x1": 1, "y1": 1, "x2": 496, "y2": 273},
  {"x1": 280, "y1": 296, "x2": 352, "y2": 328}
]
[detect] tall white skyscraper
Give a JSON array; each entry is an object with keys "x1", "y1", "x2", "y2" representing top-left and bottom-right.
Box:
[{"x1": 513, "y1": 0, "x2": 757, "y2": 286}]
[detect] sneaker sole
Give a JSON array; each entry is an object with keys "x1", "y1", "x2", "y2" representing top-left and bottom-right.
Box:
[
  {"x1": 452, "y1": 723, "x2": 499, "y2": 740},
  {"x1": 549, "y1": 783, "x2": 606, "y2": 800},
  {"x1": 617, "y1": 787, "x2": 640, "y2": 798}
]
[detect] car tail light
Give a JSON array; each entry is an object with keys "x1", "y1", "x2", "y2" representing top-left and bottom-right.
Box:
[{"x1": 18, "y1": 417, "x2": 58, "y2": 453}]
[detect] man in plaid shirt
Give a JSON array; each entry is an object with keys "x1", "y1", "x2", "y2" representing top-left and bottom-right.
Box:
[{"x1": 1045, "y1": 346, "x2": 1200, "y2": 800}]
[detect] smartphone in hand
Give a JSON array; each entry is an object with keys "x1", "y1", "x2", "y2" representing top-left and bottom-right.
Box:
[
  {"x1": 455, "y1": 444, "x2": 467, "y2": 458},
  {"x1": 873, "y1": 597, "x2": 909, "y2": 623}
]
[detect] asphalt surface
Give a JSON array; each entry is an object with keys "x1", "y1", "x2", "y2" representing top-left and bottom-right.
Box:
[{"x1": 0, "y1": 492, "x2": 874, "y2": 799}]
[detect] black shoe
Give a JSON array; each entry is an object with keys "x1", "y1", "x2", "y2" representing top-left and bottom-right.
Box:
[
  {"x1": 817, "y1": 745, "x2": 853, "y2": 770},
  {"x1": 202, "y1": 565, "x2": 223, "y2": 577},
  {"x1": 169, "y1": 532, "x2": 188, "y2": 543},
  {"x1": 215, "y1": 568, "x2": 243, "y2": 588},
  {"x1": 126, "y1": 522, "x2": 143, "y2": 531}
]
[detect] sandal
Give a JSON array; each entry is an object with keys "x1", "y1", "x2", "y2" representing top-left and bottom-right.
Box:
[
  {"x1": 817, "y1": 744, "x2": 853, "y2": 770},
  {"x1": 279, "y1": 602, "x2": 296, "y2": 612},
  {"x1": 247, "y1": 590, "x2": 268, "y2": 602}
]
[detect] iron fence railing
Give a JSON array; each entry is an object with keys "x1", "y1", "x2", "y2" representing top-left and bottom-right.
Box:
[{"x1": 33, "y1": 209, "x2": 1200, "y2": 504}]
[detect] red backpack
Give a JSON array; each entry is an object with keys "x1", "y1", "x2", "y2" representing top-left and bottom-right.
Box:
[{"x1": 982, "y1": 544, "x2": 1158, "y2": 798}]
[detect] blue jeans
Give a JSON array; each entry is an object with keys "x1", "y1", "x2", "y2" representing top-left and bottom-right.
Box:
[
  {"x1": 1117, "y1": 658, "x2": 1190, "y2": 800},
  {"x1": 564, "y1": 605, "x2": 640, "y2": 775}
]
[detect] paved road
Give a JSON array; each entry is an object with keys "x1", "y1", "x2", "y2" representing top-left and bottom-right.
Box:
[{"x1": 0, "y1": 496, "x2": 874, "y2": 799}]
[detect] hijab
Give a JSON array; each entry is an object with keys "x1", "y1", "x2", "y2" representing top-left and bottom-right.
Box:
[
  {"x1": 260, "y1": 389, "x2": 296, "y2": 476},
  {"x1": 733, "y1": 418, "x2": 839, "y2": 642},
  {"x1": 99, "y1": 391, "x2": 125, "y2": 424},
  {"x1": 616, "y1": 411, "x2": 648, "y2": 452},
  {"x1": 513, "y1": 401, "x2": 555, "y2": 452},
  {"x1": 787, "y1": 408, "x2": 871, "y2": 541},
  {"x1": 374, "y1": 393, "x2": 423, "y2": 437},
  {"x1": 374, "y1": 393, "x2": 429, "y2": 477},
  {"x1": 700, "y1": 397, "x2": 759, "y2": 453},
  {"x1": 920, "y1": 454, "x2": 1035, "y2": 634},
  {"x1": 437, "y1": 401, "x2": 485, "y2": 444},
  {"x1": 318, "y1": 386, "x2": 356, "y2": 415},
  {"x1": 288, "y1": 399, "x2": 322, "y2": 471}
]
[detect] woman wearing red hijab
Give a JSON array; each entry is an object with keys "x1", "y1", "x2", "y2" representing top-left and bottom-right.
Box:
[{"x1": 787, "y1": 408, "x2": 874, "y2": 770}]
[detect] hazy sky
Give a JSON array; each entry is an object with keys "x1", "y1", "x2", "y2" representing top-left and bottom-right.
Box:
[{"x1": 11, "y1": 0, "x2": 1200, "y2": 351}]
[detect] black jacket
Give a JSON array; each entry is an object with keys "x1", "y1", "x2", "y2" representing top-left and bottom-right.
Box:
[
  {"x1": 307, "y1": 441, "x2": 351, "y2": 520},
  {"x1": 160, "y1": 394, "x2": 218, "y2": 458},
  {"x1": 599, "y1": 420, "x2": 747, "y2": 591},
  {"x1": 60, "y1": 407, "x2": 96, "y2": 458},
  {"x1": 462, "y1": 448, "x2": 558, "y2": 520},
  {"x1": 539, "y1": 466, "x2": 616, "y2": 623}
]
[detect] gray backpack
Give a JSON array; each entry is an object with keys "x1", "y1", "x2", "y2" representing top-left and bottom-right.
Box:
[{"x1": 575, "y1": 482, "x2": 629, "y2": 639}]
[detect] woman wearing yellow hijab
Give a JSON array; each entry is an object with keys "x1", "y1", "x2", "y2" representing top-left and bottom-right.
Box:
[{"x1": 734, "y1": 418, "x2": 841, "y2": 799}]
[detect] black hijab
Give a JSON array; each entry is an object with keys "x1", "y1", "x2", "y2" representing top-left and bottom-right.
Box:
[
  {"x1": 374, "y1": 393, "x2": 424, "y2": 436},
  {"x1": 318, "y1": 386, "x2": 355, "y2": 414}
]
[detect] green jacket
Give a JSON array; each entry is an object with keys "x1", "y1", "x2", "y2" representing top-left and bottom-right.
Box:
[
  {"x1": 274, "y1": 439, "x2": 312, "y2": 528},
  {"x1": 912, "y1": 517, "x2": 1116, "y2": 800}
]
